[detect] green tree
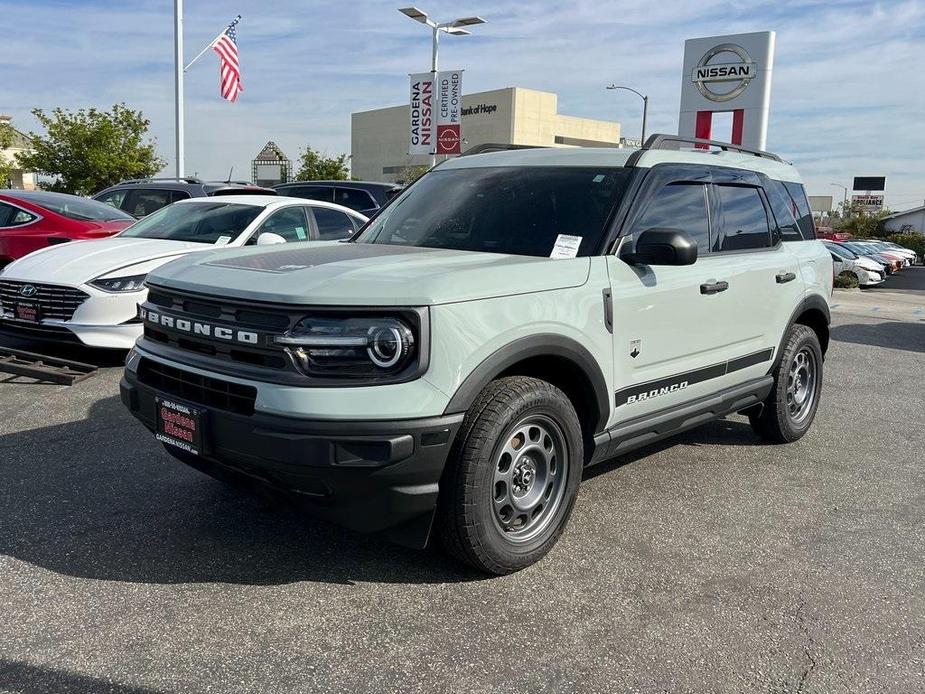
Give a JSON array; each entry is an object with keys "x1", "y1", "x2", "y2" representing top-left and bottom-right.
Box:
[
  {"x1": 834, "y1": 203, "x2": 891, "y2": 238},
  {"x1": 395, "y1": 163, "x2": 430, "y2": 184},
  {"x1": 0, "y1": 121, "x2": 14, "y2": 187},
  {"x1": 294, "y1": 145, "x2": 351, "y2": 181},
  {"x1": 15, "y1": 104, "x2": 165, "y2": 195}
]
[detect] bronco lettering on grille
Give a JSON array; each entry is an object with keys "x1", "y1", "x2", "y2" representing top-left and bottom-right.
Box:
[{"x1": 139, "y1": 306, "x2": 259, "y2": 345}]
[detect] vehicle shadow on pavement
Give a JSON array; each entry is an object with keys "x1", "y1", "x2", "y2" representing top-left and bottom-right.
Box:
[
  {"x1": 584, "y1": 417, "x2": 763, "y2": 481},
  {"x1": 0, "y1": 658, "x2": 165, "y2": 694},
  {"x1": 830, "y1": 320, "x2": 925, "y2": 354},
  {"x1": 0, "y1": 396, "x2": 486, "y2": 587}
]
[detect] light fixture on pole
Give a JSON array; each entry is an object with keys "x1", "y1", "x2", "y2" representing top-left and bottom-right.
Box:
[
  {"x1": 398, "y1": 7, "x2": 485, "y2": 168},
  {"x1": 606, "y1": 84, "x2": 649, "y2": 145}
]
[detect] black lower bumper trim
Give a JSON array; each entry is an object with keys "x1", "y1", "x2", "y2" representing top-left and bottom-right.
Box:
[{"x1": 121, "y1": 370, "x2": 463, "y2": 548}]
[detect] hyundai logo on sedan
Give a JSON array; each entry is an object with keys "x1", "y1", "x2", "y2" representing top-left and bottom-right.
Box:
[{"x1": 19, "y1": 284, "x2": 38, "y2": 298}]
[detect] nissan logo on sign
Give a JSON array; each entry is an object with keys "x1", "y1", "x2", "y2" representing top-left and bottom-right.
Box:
[
  {"x1": 692, "y1": 43, "x2": 757, "y2": 102},
  {"x1": 19, "y1": 284, "x2": 38, "y2": 298}
]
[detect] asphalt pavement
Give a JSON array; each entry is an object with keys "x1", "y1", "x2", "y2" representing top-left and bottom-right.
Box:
[{"x1": 1, "y1": 270, "x2": 924, "y2": 693}]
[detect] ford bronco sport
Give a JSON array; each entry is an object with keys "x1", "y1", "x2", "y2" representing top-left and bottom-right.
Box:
[{"x1": 121, "y1": 135, "x2": 832, "y2": 575}]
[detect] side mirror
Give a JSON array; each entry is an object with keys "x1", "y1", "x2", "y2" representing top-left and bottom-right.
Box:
[
  {"x1": 256, "y1": 232, "x2": 287, "y2": 246},
  {"x1": 622, "y1": 228, "x2": 698, "y2": 266}
]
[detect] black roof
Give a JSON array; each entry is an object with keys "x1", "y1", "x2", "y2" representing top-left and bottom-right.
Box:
[{"x1": 274, "y1": 180, "x2": 401, "y2": 191}]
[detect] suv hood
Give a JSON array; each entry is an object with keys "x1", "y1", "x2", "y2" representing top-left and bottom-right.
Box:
[
  {"x1": 147, "y1": 243, "x2": 592, "y2": 306},
  {"x1": 1, "y1": 237, "x2": 209, "y2": 286}
]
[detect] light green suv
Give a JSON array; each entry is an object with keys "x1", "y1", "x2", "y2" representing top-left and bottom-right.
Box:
[{"x1": 122, "y1": 135, "x2": 832, "y2": 574}]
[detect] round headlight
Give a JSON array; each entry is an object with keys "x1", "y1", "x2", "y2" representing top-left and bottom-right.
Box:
[{"x1": 367, "y1": 325, "x2": 412, "y2": 368}]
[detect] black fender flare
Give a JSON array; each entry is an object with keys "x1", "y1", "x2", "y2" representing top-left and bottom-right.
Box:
[
  {"x1": 442, "y1": 334, "x2": 611, "y2": 434},
  {"x1": 772, "y1": 293, "x2": 831, "y2": 372}
]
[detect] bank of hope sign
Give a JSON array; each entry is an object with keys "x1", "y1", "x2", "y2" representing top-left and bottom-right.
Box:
[{"x1": 409, "y1": 70, "x2": 463, "y2": 156}]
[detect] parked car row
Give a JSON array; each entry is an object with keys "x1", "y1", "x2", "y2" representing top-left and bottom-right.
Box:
[
  {"x1": 822, "y1": 238, "x2": 919, "y2": 288},
  {"x1": 0, "y1": 193, "x2": 367, "y2": 347}
]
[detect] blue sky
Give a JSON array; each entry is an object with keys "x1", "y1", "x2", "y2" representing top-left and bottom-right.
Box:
[{"x1": 2, "y1": 0, "x2": 924, "y2": 209}]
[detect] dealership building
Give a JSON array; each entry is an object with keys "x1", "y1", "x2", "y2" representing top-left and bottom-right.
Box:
[{"x1": 350, "y1": 87, "x2": 622, "y2": 182}]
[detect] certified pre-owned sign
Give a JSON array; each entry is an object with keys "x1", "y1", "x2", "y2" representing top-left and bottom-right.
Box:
[{"x1": 692, "y1": 43, "x2": 757, "y2": 102}]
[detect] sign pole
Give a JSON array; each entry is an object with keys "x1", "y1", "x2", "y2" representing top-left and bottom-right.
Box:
[
  {"x1": 174, "y1": 0, "x2": 185, "y2": 178},
  {"x1": 430, "y1": 25, "x2": 439, "y2": 169}
]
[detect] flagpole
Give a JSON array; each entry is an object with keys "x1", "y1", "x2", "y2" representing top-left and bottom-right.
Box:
[{"x1": 174, "y1": 0, "x2": 184, "y2": 178}]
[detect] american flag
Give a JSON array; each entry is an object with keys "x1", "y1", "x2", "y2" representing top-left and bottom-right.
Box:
[{"x1": 212, "y1": 20, "x2": 243, "y2": 103}]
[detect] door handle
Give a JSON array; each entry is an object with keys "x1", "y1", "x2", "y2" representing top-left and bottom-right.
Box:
[
  {"x1": 700, "y1": 280, "x2": 729, "y2": 295},
  {"x1": 776, "y1": 272, "x2": 797, "y2": 284}
]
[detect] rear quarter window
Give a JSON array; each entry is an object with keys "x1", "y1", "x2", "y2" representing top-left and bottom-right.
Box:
[{"x1": 782, "y1": 182, "x2": 816, "y2": 240}]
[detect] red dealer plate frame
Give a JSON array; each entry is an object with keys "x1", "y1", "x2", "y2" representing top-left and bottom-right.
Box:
[{"x1": 155, "y1": 396, "x2": 206, "y2": 456}]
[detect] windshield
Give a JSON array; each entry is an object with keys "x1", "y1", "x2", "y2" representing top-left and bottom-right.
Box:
[
  {"x1": 119, "y1": 202, "x2": 262, "y2": 243},
  {"x1": 355, "y1": 166, "x2": 632, "y2": 257},
  {"x1": 14, "y1": 192, "x2": 134, "y2": 222},
  {"x1": 826, "y1": 243, "x2": 856, "y2": 259}
]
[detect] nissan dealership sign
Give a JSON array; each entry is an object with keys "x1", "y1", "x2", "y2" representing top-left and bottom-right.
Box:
[
  {"x1": 679, "y1": 32, "x2": 775, "y2": 150},
  {"x1": 409, "y1": 69, "x2": 464, "y2": 156},
  {"x1": 692, "y1": 43, "x2": 757, "y2": 102}
]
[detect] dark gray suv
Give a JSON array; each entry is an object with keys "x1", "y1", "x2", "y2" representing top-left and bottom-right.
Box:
[
  {"x1": 93, "y1": 178, "x2": 275, "y2": 218},
  {"x1": 273, "y1": 181, "x2": 402, "y2": 217}
]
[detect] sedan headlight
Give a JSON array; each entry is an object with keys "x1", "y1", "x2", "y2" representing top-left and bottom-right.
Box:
[
  {"x1": 90, "y1": 274, "x2": 147, "y2": 293},
  {"x1": 274, "y1": 313, "x2": 424, "y2": 382}
]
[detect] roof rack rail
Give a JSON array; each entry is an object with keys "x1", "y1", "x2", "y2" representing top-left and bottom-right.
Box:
[
  {"x1": 459, "y1": 143, "x2": 545, "y2": 157},
  {"x1": 116, "y1": 176, "x2": 203, "y2": 185},
  {"x1": 639, "y1": 133, "x2": 784, "y2": 162}
]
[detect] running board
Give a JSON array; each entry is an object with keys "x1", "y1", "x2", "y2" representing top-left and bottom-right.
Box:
[
  {"x1": 0, "y1": 346, "x2": 98, "y2": 385},
  {"x1": 589, "y1": 376, "x2": 774, "y2": 464}
]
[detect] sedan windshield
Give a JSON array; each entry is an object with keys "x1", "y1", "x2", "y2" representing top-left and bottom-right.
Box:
[
  {"x1": 826, "y1": 243, "x2": 856, "y2": 259},
  {"x1": 119, "y1": 202, "x2": 262, "y2": 243},
  {"x1": 12, "y1": 191, "x2": 134, "y2": 222},
  {"x1": 356, "y1": 166, "x2": 632, "y2": 257}
]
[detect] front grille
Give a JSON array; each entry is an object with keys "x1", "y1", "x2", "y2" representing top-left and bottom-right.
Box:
[
  {"x1": 138, "y1": 358, "x2": 257, "y2": 416},
  {"x1": 0, "y1": 280, "x2": 89, "y2": 321},
  {"x1": 144, "y1": 287, "x2": 294, "y2": 372}
]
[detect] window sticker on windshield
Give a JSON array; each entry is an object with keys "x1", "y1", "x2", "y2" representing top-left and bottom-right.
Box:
[
  {"x1": 550, "y1": 234, "x2": 582, "y2": 259},
  {"x1": 592, "y1": 174, "x2": 605, "y2": 183},
  {"x1": 295, "y1": 226, "x2": 306, "y2": 240},
  {"x1": 215, "y1": 235, "x2": 232, "y2": 246}
]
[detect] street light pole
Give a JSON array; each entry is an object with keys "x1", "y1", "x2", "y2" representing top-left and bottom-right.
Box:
[
  {"x1": 399, "y1": 7, "x2": 486, "y2": 168},
  {"x1": 831, "y1": 183, "x2": 849, "y2": 217},
  {"x1": 174, "y1": 0, "x2": 185, "y2": 178},
  {"x1": 606, "y1": 84, "x2": 649, "y2": 145}
]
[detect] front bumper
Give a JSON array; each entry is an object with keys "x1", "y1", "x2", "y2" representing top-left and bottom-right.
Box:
[{"x1": 121, "y1": 368, "x2": 463, "y2": 548}]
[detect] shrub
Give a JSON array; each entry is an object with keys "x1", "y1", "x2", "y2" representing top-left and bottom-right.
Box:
[
  {"x1": 834, "y1": 271, "x2": 860, "y2": 289},
  {"x1": 885, "y1": 232, "x2": 925, "y2": 262}
]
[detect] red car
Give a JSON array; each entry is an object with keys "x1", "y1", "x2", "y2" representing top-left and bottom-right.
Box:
[{"x1": 0, "y1": 190, "x2": 135, "y2": 269}]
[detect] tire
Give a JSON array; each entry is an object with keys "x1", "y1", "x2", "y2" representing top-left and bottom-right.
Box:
[
  {"x1": 437, "y1": 376, "x2": 584, "y2": 575},
  {"x1": 749, "y1": 324, "x2": 823, "y2": 443}
]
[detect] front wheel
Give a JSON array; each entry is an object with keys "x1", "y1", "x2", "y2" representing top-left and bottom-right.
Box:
[
  {"x1": 438, "y1": 376, "x2": 584, "y2": 575},
  {"x1": 750, "y1": 324, "x2": 823, "y2": 443}
]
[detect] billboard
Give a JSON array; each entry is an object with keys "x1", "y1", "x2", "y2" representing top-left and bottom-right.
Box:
[
  {"x1": 436, "y1": 70, "x2": 463, "y2": 155},
  {"x1": 808, "y1": 195, "x2": 833, "y2": 214},
  {"x1": 852, "y1": 194, "x2": 884, "y2": 213},
  {"x1": 409, "y1": 73, "x2": 434, "y2": 155},
  {"x1": 679, "y1": 32, "x2": 775, "y2": 150},
  {"x1": 852, "y1": 176, "x2": 885, "y2": 191}
]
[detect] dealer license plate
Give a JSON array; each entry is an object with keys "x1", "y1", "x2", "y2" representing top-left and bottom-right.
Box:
[
  {"x1": 155, "y1": 396, "x2": 205, "y2": 456},
  {"x1": 14, "y1": 301, "x2": 41, "y2": 323}
]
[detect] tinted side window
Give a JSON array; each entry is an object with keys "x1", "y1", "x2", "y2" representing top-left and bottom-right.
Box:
[
  {"x1": 256, "y1": 206, "x2": 309, "y2": 242},
  {"x1": 124, "y1": 189, "x2": 174, "y2": 217},
  {"x1": 766, "y1": 181, "x2": 802, "y2": 242},
  {"x1": 712, "y1": 185, "x2": 772, "y2": 252},
  {"x1": 283, "y1": 186, "x2": 333, "y2": 202},
  {"x1": 312, "y1": 207, "x2": 356, "y2": 240},
  {"x1": 630, "y1": 183, "x2": 710, "y2": 252},
  {"x1": 96, "y1": 190, "x2": 128, "y2": 211},
  {"x1": 782, "y1": 182, "x2": 816, "y2": 240},
  {"x1": 0, "y1": 202, "x2": 37, "y2": 227},
  {"x1": 335, "y1": 188, "x2": 376, "y2": 211}
]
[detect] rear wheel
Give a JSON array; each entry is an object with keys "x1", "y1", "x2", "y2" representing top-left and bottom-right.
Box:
[
  {"x1": 438, "y1": 376, "x2": 583, "y2": 575},
  {"x1": 750, "y1": 324, "x2": 823, "y2": 443}
]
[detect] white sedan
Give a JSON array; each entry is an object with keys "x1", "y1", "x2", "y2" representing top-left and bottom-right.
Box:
[{"x1": 0, "y1": 195, "x2": 366, "y2": 349}]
